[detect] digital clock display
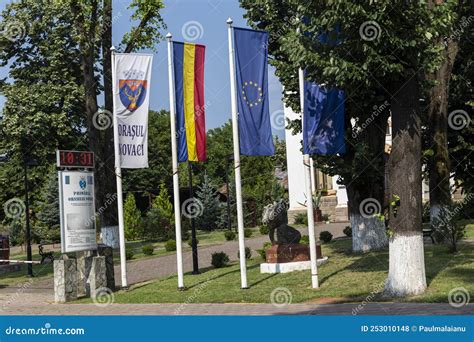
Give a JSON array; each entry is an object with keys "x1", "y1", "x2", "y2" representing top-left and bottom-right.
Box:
[{"x1": 56, "y1": 150, "x2": 94, "y2": 168}]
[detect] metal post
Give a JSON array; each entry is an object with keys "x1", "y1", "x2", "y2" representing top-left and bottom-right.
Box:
[
  {"x1": 167, "y1": 33, "x2": 185, "y2": 289},
  {"x1": 299, "y1": 65, "x2": 319, "y2": 289},
  {"x1": 225, "y1": 155, "x2": 232, "y2": 231},
  {"x1": 111, "y1": 46, "x2": 128, "y2": 288},
  {"x1": 188, "y1": 162, "x2": 199, "y2": 274},
  {"x1": 24, "y1": 163, "x2": 33, "y2": 277},
  {"x1": 227, "y1": 17, "x2": 248, "y2": 289}
]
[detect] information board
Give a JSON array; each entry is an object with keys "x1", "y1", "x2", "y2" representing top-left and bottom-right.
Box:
[{"x1": 58, "y1": 170, "x2": 97, "y2": 253}]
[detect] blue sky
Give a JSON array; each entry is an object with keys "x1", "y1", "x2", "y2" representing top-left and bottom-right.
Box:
[{"x1": 0, "y1": 0, "x2": 285, "y2": 137}]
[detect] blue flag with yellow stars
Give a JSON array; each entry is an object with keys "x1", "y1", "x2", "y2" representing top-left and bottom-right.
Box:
[
  {"x1": 234, "y1": 27, "x2": 275, "y2": 156},
  {"x1": 303, "y1": 81, "x2": 346, "y2": 155}
]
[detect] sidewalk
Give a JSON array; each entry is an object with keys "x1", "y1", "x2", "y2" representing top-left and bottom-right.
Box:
[{"x1": 1, "y1": 302, "x2": 472, "y2": 316}]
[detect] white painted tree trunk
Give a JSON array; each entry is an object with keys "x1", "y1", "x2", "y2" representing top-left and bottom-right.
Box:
[
  {"x1": 350, "y1": 213, "x2": 388, "y2": 252},
  {"x1": 384, "y1": 232, "x2": 427, "y2": 296},
  {"x1": 101, "y1": 225, "x2": 120, "y2": 249}
]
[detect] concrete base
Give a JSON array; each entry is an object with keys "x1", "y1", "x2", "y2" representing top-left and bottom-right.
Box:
[
  {"x1": 260, "y1": 258, "x2": 328, "y2": 274},
  {"x1": 89, "y1": 256, "x2": 107, "y2": 299},
  {"x1": 54, "y1": 259, "x2": 77, "y2": 303}
]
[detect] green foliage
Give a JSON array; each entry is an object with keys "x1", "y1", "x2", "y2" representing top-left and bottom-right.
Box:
[
  {"x1": 144, "y1": 183, "x2": 174, "y2": 241},
  {"x1": 224, "y1": 230, "x2": 236, "y2": 241},
  {"x1": 34, "y1": 167, "x2": 61, "y2": 242},
  {"x1": 343, "y1": 226, "x2": 352, "y2": 237},
  {"x1": 211, "y1": 252, "x2": 230, "y2": 268},
  {"x1": 431, "y1": 204, "x2": 466, "y2": 253},
  {"x1": 448, "y1": 13, "x2": 474, "y2": 194},
  {"x1": 300, "y1": 235, "x2": 309, "y2": 245},
  {"x1": 187, "y1": 237, "x2": 198, "y2": 247},
  {"x1": 244, "y1": 228, "x2": 253, "y2": 238},
  {"x1": 259, "y1": 225, "x2": 269, "y2": 235},
  {"x1": 294, "y1": 213, "x2": 307, "y2": 225},
  {"x1": 8, "y1": 219, "x2": 24, "y2": 246},
  {"x1": 319, "y1": 231, "x2": 333, "y2": 244},
  {"x1": 256, "y1": 242, "x2": 272, "y2": 260},
  {"x1": 142, "y1": 244, "x2": 154, "y2": 256},
  {"x1": 124, "y1": 193, "x2": 142, "y2": 240},
  {"x1": 165, "y1": 239, "x2": 176, "y2": 252},
  {"x1": 195, "y1": 175, "x2": 221, "y2": 231},
  {"x1": 120, "y1": 0, "x2": 166, "y2": 53},
  {"x1": 238, "y1": 246, "x2": 252, "y2": 260},
  {"x1": 125, "y1": 247, "x2": 134, "y2": 260}
]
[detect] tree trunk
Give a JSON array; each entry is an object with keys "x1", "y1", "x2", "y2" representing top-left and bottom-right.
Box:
[
  {"x1": 347, "y1": 182, "x2": 388, "y2": 252},
  {"x1": 427, "y1": 38, "x2": 459, "y2": 222},
  {"x1": 385, "y1": 75, "x2": 426, "y2": 297},
  {"x1": 346, "y1": 107, "x2": 389, "y2": 252},
  {"x1": 98, "y1": 0, "x2": 119, "y2": 231}
]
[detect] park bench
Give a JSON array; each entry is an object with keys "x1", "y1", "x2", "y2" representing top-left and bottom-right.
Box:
[{"x1": 38, "y1": 243, "x2": 54, "y2": 264}]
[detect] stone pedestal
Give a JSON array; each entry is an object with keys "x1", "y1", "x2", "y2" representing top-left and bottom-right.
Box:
[
  {"x1": 261, "y1": 243, "x2": 326, "y2": 274},
  {"x1": 76, "y1": 251, "x2": 94, "y2": 297},
  {"x1": 89, "y1": 256, "x2": 107, "y2": 299},
  {"x1": 260, "y1": 258, "x2": 328, "y2": 273},
  {"x1": 101, "y1": 225, "x2": 119, "y2": 249},
  {"x1": 98, "y1": 244, "x2": 115, "y2": 291},
  {"x1": 265, "y1": 243, "x2": 322, "y2": 263},
  {"x1": 54, "y1": 259, "x2": 77, "y2": 303}
]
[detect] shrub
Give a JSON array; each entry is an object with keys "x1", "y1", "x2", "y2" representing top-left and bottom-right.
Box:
[
  {"x1": 144, "y1": 183, "x2": 174, "y2": 241},
  {"x1": 187, "y1": 237, "x2": 199, "y2": 247},
  {"x1": 165, "y1": 239, "x2": 177, "y2": 251},
  {"x1": 294, "y1": 213, "x2": 307, "y2": 225},
  {"x1": 124, "y1": 193, "x2": 143, "y2": 240},
  {"x1": 319, "y1": 231, "x2": 333, "y2": 243},
  {"x1": 343, "y1": 226, "x2": 352, "y2": 237},
  {"x1": 211, "y1": 252, "x2": 230, "y2": 268},
  {"x1": 256, "y1": 242, "x2": 273, "y2": 260},
  {"x1": 142, "y1": 244, "x2": 154, "y2": 256},
  {"x1": 259, "y1": 225, "x2": 269, "y2": 235},
  {"x1": 300, "y1": 235, "x2": 309, "y2": 245},
  {"x1": 431, "y1": 204, "x2": 466, "y2": 252},
  {"x1": 195, "y1": 176, "x2": 221, "y2": 231},
  {"x1": 238, "y1": 246, "x2": 252, "y2": 259},
  {"x1": 244, "y1": 228, "x2": 253, "y2": 238},
  {"x1": 125, "y1": 247, "x2": 134, "y2": 260},
  {"x1": 322, "y1": 213, "x2": 330, "y2": 222},
  {"x1": 224, "y1": 230, "x2": 236, "y2": 241}
]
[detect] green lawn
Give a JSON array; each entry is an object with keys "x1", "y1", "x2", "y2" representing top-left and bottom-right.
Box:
[
  {"x1": 0, "y1": 228, "x2": 261, "y2": 287},
  {"x1": 86, "y1": 237, "x2": 474, "y2": 305}
]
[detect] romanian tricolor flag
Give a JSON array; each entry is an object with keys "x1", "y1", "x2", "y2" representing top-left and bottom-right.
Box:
[{"x1": 173, "y1": 42, "x2": 206, "y2": 162}]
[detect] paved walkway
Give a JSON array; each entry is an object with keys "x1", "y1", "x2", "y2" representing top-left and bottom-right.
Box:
[{"x1": 1, "y1": 302, "x2": 472, "y2": 316}]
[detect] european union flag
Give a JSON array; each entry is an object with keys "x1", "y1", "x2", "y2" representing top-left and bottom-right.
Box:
[
  {"x1": 234, "y1": 27, "x2": 275, "y2": 156},
  {"x1": 303, "y1": 81, "x2": 345, "y2": 155}
]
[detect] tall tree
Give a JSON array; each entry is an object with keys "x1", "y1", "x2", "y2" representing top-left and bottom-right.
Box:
[
  {"x1": 424, "y1": 0, "x2": 470, "y2": 222},
  {"x1": 240, "y1": 0, "x2": 455, "y2": 295},
  {"x1": 448, "y1": 10, "x2": 474, "y2": 195},
  {"x1": 240, "y1": 0, "x2": 390, "y2": 252},
  {"x1": 67, "y1": 0, "x2": 166, "y2": 232},
  {"x1": 0, "y1": 0, "x2": 86, "y2": 221}
]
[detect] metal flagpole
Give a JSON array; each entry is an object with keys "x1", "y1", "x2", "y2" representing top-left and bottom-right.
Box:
[
  {"x1": 111, "y1": 46, "x2": 128, "y2": 288},
  {"x1": 188, "y1": 162, "x2": 199, "y2": 274},
  {"x1": 227, "y1": 18, "x2": 248, "y2": 289},
  {"x1": 299, "y1": 66, "x2": 319, "y2": 289},
  {"x1": 166, "y1": 33, "x2": 185, "y2": 289}
]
